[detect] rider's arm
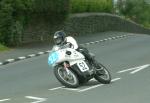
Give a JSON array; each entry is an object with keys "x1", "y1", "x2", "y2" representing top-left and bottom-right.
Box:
[
  {"x1": 51, "y1": 45, "x2": 60, "y2": 51},
  {"x1": 66, "y1": 36, "x2": 78, "y2": 49}
]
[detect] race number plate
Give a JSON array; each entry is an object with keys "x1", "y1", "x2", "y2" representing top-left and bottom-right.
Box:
[{"x1": 77, "y1": 61, "x2": 89, "y2": 72}]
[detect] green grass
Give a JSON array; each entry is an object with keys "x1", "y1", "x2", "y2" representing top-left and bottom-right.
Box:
[
  {"x1": 0, "y1": 44, "x2": 9, "y2": 52},
  {"x1": 70, "y1": 0, "x2": 113, "y2": 13}
]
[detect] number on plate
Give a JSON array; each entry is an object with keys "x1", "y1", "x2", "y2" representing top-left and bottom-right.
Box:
[{"x1": 77, "y1": 61, "x2": 89, "y2": 72}]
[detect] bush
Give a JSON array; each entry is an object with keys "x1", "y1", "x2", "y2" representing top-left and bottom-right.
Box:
[
  {"x1": 0, "y1": 43, "x2": 8, "y2": 51},
  {"x1": 0, "y1": 0, "x2": 32, "y2": 46},
  {"x1": 33, "y1": 0, "x2": 69, "y2": 21},
  {"x1": 70, "y1": 0, "x2": 113, "y2": 13},
  {"x1": 0, "y1": 0, "x2": 70, "y2": 46},
  {"x1": 120, "y1": 0, "x2": 150, "y2": 28}
]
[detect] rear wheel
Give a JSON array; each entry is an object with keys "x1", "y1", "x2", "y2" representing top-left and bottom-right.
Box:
[
  {"x1": 94, "y1": 63, "x2": 111, "y2": 84},
  {"x1": 54, "y1": 66, "x2": 79, "y2": 88}
]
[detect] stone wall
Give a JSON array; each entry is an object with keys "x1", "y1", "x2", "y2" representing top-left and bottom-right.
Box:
[
  {"x1": 23, "y1": 13, "x2": 150, "y2": 43},
  {"x1": 64, "y1": 13, "x2": 150, "y2": 35}
]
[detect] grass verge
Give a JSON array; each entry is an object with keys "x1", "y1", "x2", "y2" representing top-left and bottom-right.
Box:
[{"x1": 0, "y1": 44, "x2": 9, "y2": 52}]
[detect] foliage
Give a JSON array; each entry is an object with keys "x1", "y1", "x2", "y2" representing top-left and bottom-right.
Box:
[
  {"x1": 0, "y1": 0, "x2": 32, "y2": 45},
  {"x1": 32, "y1": 0, "x2": 69, "y2": 21},
  {"x1": 0, "y1": 0, "x2": 69, "y2": 46},
  {"x1": 120, "y1": 0, "x2": 150, "y2": 28},
  {"x1": 0, "y1": 0, "x2": 149, "y2": 46},
  {"x1": 0, "y1": 43, "x2": 8, "y2": 51},
  {"x1": 70, "y1": 0, "x2": 113, "y2": 13}
]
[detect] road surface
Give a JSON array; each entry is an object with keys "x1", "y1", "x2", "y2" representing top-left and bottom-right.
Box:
[{"x1": 0, "y1": 32, "x2": 150, "y2": 103}]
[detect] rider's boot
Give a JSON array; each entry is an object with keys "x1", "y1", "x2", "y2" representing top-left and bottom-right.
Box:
[{"x1": 91, "y1": 58, "x2": 101, "y2": 70}]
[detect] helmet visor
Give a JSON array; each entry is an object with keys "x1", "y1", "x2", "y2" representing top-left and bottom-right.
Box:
[{"x1": 54, "y1": 37, "x2": 62, "y2": 45}]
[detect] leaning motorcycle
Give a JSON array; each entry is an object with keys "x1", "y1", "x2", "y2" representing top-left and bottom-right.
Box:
[{"x1": 48, "y1": 45, "x2": 111, "y2": 88}]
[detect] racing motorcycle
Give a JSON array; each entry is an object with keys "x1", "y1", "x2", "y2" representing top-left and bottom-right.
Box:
[{"x1": 48, "y1": 45, "x2": 111, "y2": 88}]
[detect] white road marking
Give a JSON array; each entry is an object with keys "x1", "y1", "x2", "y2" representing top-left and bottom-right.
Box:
[
  {"x1": 78, "y1": 78, "x2": 121, "y2": 92},
  {"x1": 111, "y1": 78, "x2": 121, "y2": 82},
  {"x1": 0, "y1": 62, "x2": 3, "y2": 65},
  {"x1": 117, "y1": 36, "x2": 121, "y2": 38},
  {"x1": 18, "y1": 57, "x2": 26, "y2": 59},
  {"x1": 104, "y1": 39, "x2": 108, "y2": 41},
  {"x1": 25, "y1": 96, "x2": 47, "y2": 103},
  {"x1": 0, "y1": 99, "x2": 11, "y2": 102},
  {"x1": 28, "y1": 54, "x2": 36, "y2": 57},
  {"x1": 86, "y1": 43, "x2": 90, "y2": 45},
  {"x1": 61, "y1": 88, "x2": 80, "y2": 91},
  {"x1": 38, "y1": 52, "x2": 44, "y2": 55},
  {"x1": 131, "y1": 64, "x2": 150, "y2": 74},
  {"x1": 49, "y1": 79, "x2": 95, "y2": 91},
  {"x1": 99, "y1": 40, "x2": 104, "y2": 42},
  {"x1": 78, "y1": 84, "x2": 104, "y2": 92},
  {"x1": 90, "y1": 42, "x2": 95, "y2": 44},
  {"x1": 112, "y1": 37, "x2": 116, "y2": 39},
  {"x1": 117, "y1": 64, "x2": 150, "y2": 74},
  {"x1": 95, "y1": 41, "x2": 99, "y2": 43},
  {"x1": 108, "y1": 38, "x2": 112, "y2": 40},
  {"x1": 49, "y1": 86, "x2": 65, "y2": 90},
  {"x1": 6, "y1": 59, "x2": 14, "y2": 62}
]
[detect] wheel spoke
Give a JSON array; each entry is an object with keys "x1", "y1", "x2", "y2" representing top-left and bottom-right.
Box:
[{"x1": 57, "y1": 67, "x2": 77, "y2": 85}]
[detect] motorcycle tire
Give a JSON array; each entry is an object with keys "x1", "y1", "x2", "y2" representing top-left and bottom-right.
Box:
[
  {"x1": 94, "y1": 63, "x2": 111, "y2": 84},
  {"x1": 54, "y1": 66, "x2": 79, "y2": 88}
]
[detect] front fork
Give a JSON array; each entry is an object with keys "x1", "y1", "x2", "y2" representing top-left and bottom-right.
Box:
[{"x1": 63, "y1": 62, "x2": 70, "y2": 75}]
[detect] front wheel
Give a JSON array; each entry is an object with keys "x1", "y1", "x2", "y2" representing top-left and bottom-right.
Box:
[
  {"x1": 54, "y1": 66, "x2": 79, "y2": 88},
  {"x1": 94, "y1": 63, "x2": 111, "y2": 84}
]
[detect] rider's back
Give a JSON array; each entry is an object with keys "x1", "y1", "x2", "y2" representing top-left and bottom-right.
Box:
[{"x1": 65, "y1": 36, "x2": 78, "y2": 49}]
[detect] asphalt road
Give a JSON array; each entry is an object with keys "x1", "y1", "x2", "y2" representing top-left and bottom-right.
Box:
[
  {"x1": 0, "y1": 31, "x2": 128, "y2": 62},
  {"x1": 0, "y1": 33, "x2": 150, "y2": 103}
]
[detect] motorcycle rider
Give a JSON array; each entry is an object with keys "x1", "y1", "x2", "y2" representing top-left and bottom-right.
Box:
[{"x1": 53, "y1": 30, "x2": 99, "y2": 68}]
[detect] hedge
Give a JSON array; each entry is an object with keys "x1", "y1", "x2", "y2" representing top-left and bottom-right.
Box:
[
  {"x1": 0, "y1": 0, "x2": 70, "y2": 46},
  {"x1": 120, "y1": 0, "x2": 150, "y2": 28},
  {"x1": 70, "y1": 0, "x2": 113, "y2": 13}
]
